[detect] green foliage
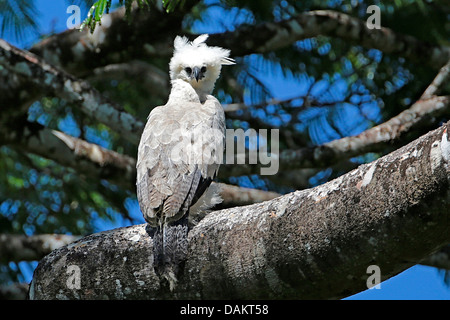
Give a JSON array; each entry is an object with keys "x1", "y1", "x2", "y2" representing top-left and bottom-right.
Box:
[
  {"x1": 80, "y1": 0, "x2": 152, "y2": 33},
  {"x1": 162, "y1": 0, "x2": 186, "y2": 13}
]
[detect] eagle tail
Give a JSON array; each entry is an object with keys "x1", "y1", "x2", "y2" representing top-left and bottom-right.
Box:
[{"x1": 152, "y1": 216, "x2": 189, "y2": 291}]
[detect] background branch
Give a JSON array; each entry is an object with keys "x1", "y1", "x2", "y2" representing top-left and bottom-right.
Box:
[
  {"x1": 0, "y1": 39, "x2": 144, "y2": 143},
  {"x1": 210, "y1": 10, "x2": 450, "y2": 68},
  {"x1": 421, "y1": 59, "x2": 450, "y2": 99},
  {"x1": 0, "y1": 234, "x2": 80, "y2": 263}
]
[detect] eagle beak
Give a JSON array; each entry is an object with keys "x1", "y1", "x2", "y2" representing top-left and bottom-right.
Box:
[{"x1": 192, "y1": 66, "x2": 202, "y2": 82}]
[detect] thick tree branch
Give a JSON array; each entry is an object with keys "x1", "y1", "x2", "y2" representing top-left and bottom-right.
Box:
[{"x1": 29, "y1": 120, "x2": 450, "y2": 299}]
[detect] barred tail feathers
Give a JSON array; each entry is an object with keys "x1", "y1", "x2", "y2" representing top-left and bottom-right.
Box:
[{"x1": 152, "y1": 218, "x2": 189, "y2": 291}]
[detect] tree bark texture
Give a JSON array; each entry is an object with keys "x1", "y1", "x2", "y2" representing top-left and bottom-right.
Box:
[{"x1": 29, "y1": 120, "x2": 450, "y2": 299}]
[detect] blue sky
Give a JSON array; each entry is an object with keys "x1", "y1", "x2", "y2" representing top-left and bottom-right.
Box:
[{"x1": 2, "y1": 0, "x2": 449, "y2": 300}]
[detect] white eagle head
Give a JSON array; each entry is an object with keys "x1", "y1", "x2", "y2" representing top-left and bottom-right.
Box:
[{"x1": 169, "y1": 34, "x2": 235, "y2": 95}]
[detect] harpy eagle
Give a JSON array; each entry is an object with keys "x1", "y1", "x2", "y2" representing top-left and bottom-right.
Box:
[{"x1": 136, "y1": 34, "x2": 234, "y2": 289}]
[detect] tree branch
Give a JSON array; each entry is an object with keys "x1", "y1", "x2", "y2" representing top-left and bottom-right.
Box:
[
  {"x1": 29, "y1": 1, "x2": 200, "y2": 76},
  {"x1": 88, "y1": 60, "x2": 170, "y2": 100},
  {"x1": 218, "y1": 95, "x2": 450, "y2": 177},
  {"x1": 322, "y1": 95, "x2": 450, "y2": 161},
  {"x1": 0, "y1": 234, "x2": 80, "y2": 264},
  {"x1": 0, "y1": 118, "x2": 137, "y2": 189},
  {"x1": 421, "y1": 59, "x2": 450, "y2": 100},
  {"x1": 318, "y1": 56, "x2": 450, "y2": 166},
  {"x1": 29, "y1": 119, "x2": 450, "y2": 299},
  {"x1": 209, "y1": 10, "x2": 450, "y2": 69},
  {"x1": 215, "y1": 182, "x2": 280, "y2": 208},
  {"x1": 0, "y1": 39, "x2": 144, "y2": 144}
]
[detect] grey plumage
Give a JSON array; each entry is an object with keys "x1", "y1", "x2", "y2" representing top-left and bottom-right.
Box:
[{"x1": 136, "y1": 34, "x2": 234, "y2": 290}]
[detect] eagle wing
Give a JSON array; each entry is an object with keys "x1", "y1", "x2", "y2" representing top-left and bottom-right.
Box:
[{"x1": 136, "y1": 96, "x2": 225, "y2": 227}]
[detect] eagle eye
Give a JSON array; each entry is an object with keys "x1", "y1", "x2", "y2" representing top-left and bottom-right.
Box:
[
  {"x1": 185, "y1": 67, "x2": 192, "y2": 75},
  {"x1": 201, "y1": 66, "x2": 207, "y2": 73}
]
